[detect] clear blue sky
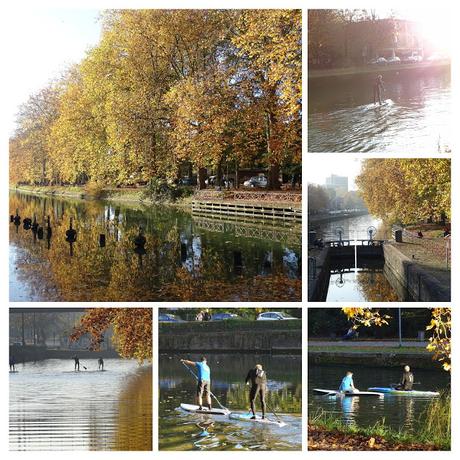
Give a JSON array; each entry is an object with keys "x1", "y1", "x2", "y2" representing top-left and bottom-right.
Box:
[{"x1": 5, "y1": 8, "x2": 102, "y2": 133}]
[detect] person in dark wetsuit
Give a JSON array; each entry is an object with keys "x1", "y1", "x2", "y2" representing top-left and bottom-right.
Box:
[
  {"x1": 9, "y1": 355, "x2": 16, "y2": 372},
  {"x1": 373, "y1": 75, "x2": 385, "y2": 105},
  {"x1": 98, "y1": 357, "x2": 104, "y2": 371},
  {"x1": 246, "y1": 364, "x2": 267, "y2": 419},
  {"x1": 73, "y1": 355, "x2": 80, "y2": 371},
  {"x1": 395, "y1": 365, "x2": 414, "y2": 390}
]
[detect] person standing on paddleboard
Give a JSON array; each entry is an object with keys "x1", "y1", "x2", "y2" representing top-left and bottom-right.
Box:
[
  {"x1": 245, "y1": 364, "x2": 267, "y2": 419},
  {"x1": 10, "y1": 355, "x2": 16, "y2": 372},
  {"x1": 339, "y1": 371, "x2": 359, "y2": 393},
  {"x1": 373, "y1": 74, "x2": 385, "y2": 105},
  {"x1": 395, "y1": 365, "x2": 414, "y2": 391},
  {"x1": 181, "y1": 357, "x2": 212, "y2": 411},
  {"x1": 98, "y1": 357, "x2": 104, "y2": 371},
  {"x1": 73, "y1": 355, "x2": 80, "y2": 371}
]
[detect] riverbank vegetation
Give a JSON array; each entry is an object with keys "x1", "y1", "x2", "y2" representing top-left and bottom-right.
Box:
[
  {"x1": 309, "y1": 392, "x2": 451, "y2": 450},
  {"x1": 342, "y1": 308, "x2": 451, "y2": 371},
  {"x1": 9, "y1": 10, "x2": 301, "y2": 191},
  {"x1": 71, "y1": 308, "x2": 152, "y2": 363},
  {"x1": 356, "y1": 159, "x2": 450, "y2": 225}
]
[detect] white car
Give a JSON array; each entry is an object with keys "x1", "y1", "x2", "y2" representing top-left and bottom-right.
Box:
[
  {"x1": 387, "y1": 56, "x2": 401, "y2": 64},
  {"x1": 257, "y1": 312, "x2": 298, "y2": 321},
  {"x1": 369, "y1": 57, "x2": 387, "y2": 65},
  {"x1": 243, "y1": 175, "x2": 268, "y2": 188},
  {"x1": 404, "y1": 54, "x2": 422, "y2": 63}
]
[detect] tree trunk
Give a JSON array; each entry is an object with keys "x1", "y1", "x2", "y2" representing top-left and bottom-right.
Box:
[
  {"x1": 216, "y1": 161, "x2": 223, "y2": 188},
  {"x1": 268, "y1": 164, "x2": 281, "y2": 190},
  {"x1": 198, "y1": 167, "x2": 207, "y2": 190}
]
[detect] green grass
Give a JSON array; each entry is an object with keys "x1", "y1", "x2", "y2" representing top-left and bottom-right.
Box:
[
  {"x1": 309, "y1": 391, "x2": 451, "y2": 450},
  {"x1": 159, "y1": 319, "x2": 301, "y2": 334},
  {"x1": 309, "y1": 345, "x2": 430, "y2": 354}
]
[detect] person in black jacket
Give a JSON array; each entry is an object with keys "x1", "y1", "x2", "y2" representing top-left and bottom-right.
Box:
[
  {"x1": 245, "y1": 364, "x2": 267, "y2": 419},
  {"x1": 395, "y1": 365, "x2": 414, "y2": 390}
]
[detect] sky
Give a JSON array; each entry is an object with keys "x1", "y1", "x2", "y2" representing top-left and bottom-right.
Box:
[
  {"x1": 307, "y1": 157, "x2": 363, "y2": 190},
  {"x1": 5, "y1": 8, "x2": 102, "y2": 133}
]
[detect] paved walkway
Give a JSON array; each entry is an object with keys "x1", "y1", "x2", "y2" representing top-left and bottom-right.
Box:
[{"x1": 309, "y1": 340, "x2": 428, "y2": 348}]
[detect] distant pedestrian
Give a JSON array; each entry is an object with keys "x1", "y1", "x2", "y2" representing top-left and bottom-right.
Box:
[{"x1": 98, "y1": 357, "x2": 104, "y2": 371}]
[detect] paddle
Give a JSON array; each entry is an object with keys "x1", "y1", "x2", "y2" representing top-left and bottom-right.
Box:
[
  {"x1": 390, "y1": 382, "x2": 421, "y2": 388},
  {"x1": 181, "y1": 361, "x2": 229, "y2": 412},
  {"x1": 265, "y1": 400, "x2": 283, "y2": 425}
]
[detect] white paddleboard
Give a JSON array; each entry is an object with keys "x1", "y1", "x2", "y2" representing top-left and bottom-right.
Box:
[
  {"x1": 228, "y1": 412, "x2": 286, "y2": 427},
  {"x1": 180, "y1": 403, "x2": 229, "y2": 415},
  {"x1": 313, "y1": 388, "x2": 383, "y2": 396}
]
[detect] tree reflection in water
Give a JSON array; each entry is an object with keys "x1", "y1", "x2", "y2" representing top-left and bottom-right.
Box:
[{"x1": 9, "y1": 192, "x2": 301, "y2": 301}]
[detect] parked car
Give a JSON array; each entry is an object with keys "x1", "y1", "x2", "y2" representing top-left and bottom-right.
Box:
[
  {"x1": 368, "y1": 57, "x2": 387, "y2": 65},
  {"x1": 257, "y1": 312, "x2": 299, "y2": 321},
  {"x1": 387, "y1": 56, "x2": 401, "y2": 64},
  {"x1": 159, "y1": 313, "x2": 184, "y2": 322},
  {"x1": 211, "y1": 312, "x2": 240, "y2": 321},
  {"x1": 205, "y1": 176, "x2": 234, "y2": 187},
  {"x1": 243, "y1": 175, "x2": 268, "y2": 188},
  {"x1": 403, "y1": 54, "x2": 422, "y2": 63},
  {"x1": 179, "y1": 176, "x2": 196, "y2": 186}
]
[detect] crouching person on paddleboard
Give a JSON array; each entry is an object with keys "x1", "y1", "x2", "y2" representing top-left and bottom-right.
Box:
[
  {"x1": 395, "y1": 365, "x2": 414, "y2": 391},
  {"x1": 181, "y1": 357, "x2": 212, "y2": 411},
  {"x1": 339, "y1": 371, "x2": 359, "y2": 393},
  {"x1": 246, "y1": 364, "x2": 267, "y2": 419}
]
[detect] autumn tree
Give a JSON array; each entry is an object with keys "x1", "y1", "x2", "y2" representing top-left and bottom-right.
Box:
[
  {"x1": 356, "y1": 159, "x2": 451, "y2": 224},
  {"x1": 10, "y1": 9, "x2": 302, "y2": 189},
  {"x1": 308, "y1": 184, "x2": 329, "y2": 214},
  {"x1": 342, "y1": 307, "x2": 451, "y2": 371},
  {"x1": 71, "y1": 308, "x2": 152, "y2": 362},
  {"x1": 233, "y1": 9, "x2": 302, "y2": 189}
]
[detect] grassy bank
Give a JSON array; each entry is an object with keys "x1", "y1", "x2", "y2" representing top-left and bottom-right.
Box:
[
  {"x1": 11, "y1": 184, "x2": 194, "y2": 208},
  {"x1": 309, "y1": 345, "x2": 430, "y2": 354},
  {"x1": 160, "y1": 319, "x2": 301, "y2": 334},
  {"x1": 309, "y1": 393, "x2": 451, "y2": 450}
]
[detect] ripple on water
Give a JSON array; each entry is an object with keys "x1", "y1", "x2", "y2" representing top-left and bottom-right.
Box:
[{"x1": 9, "y1": 359, "x2": 152, "y2": 451}]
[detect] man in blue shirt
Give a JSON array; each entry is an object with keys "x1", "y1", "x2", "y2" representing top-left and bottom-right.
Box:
[
  {"x1": 339, "y1": 371, "x2": 358, "y2": 393},
  {"x1": 181, "y1": 356, "x2": 212, "y2": 411}
]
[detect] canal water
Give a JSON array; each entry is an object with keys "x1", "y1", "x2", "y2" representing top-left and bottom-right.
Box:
[
  {"x1": 9, "y1": 358, "x2": 152, "y2": 451},
  {"x1": 308, "y1": 70, "x2": 451, "y2": 152},
  {"x1": 9, "y1": 191, "x2": 301, "y2": 302},
  {"x1": 310, "y1": 213, "x2": 402, "y2": 301},
  {"x1": 159, "y1": 353, "x2": 302, "y2": 450},
  {"x1": 308, "y1": 364, "x2": 450, "y2": 431}
]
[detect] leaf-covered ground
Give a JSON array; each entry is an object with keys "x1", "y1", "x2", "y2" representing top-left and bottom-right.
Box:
[{"x1": 308, "y1": 425, "x2": 440, "y2": 451}]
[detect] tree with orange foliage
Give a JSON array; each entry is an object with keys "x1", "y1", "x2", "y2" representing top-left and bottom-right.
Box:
[{"x1": 71, "y1": 308, "x2": 152, "y2": 363}]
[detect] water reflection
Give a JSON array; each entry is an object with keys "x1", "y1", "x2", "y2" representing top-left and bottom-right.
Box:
[
  {"x1": 308, "y1": 70, "x2": 451, "y2": 152},
  {"x1": 9, "y1": 192, "x2": 301, "y2": 302},
  {"x1": 9, "y1": 359, "x2": 152, "y2": 451},
  {"x1": 309, "y1": 364, "x2": 449, "y2": 431},
  {"x1": 159, "y1": 353, "x2": 302, "y2": 450},
  {"x1": 326, "y1": 269, "x2": 399, "y2": 302}
]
